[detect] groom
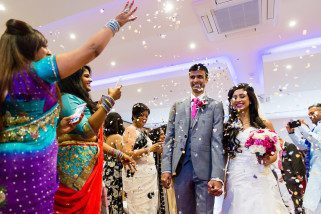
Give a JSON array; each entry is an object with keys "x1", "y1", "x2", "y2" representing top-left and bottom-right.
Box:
[{"x1": 161, "y1": 63, "x2": 225, "y2": 214}]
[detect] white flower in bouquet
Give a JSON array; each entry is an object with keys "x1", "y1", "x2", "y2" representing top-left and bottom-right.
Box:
[{"x1": 249, "y1": 145, "x2": 266, "y2": 156}]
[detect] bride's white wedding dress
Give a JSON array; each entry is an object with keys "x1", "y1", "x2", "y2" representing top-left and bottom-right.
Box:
[{"x1": 222, "y1": 127, "x2": 289, "y2": 214}]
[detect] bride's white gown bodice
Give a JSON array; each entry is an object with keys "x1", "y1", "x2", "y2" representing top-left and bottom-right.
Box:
[{"x1": 222, "y1": 127, "x2": 288, "y2": 214}]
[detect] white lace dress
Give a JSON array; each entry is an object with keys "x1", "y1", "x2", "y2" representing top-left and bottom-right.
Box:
[{"x1": 222, "y1": 127, "x2": 289, "y2": 214}]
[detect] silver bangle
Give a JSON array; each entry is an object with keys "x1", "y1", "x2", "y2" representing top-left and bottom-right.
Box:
[{"x1": 105, "y1": 19, "x2": 120, "y2": 35}]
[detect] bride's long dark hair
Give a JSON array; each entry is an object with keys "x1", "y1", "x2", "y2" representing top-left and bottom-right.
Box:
[{"x1": 223, "y1": 83, "x2": 266, "y2": 158}]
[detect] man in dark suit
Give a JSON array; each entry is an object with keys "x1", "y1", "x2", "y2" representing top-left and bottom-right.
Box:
[
  {"x1": 161, "y1": 63, "x2": 224, "y2": 214},
  {"x1": 280, "y1": 139, "x2": 306, "y2": 213}
]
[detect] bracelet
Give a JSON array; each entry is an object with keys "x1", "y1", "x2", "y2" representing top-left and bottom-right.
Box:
[
  {"x1": 105, "y1": 19, "x2": 120, "y2": 36},
  {"x1": 102, "y1": 95, "x2": 115, "y2": 107},
  {"x1": 101, "y1": 95, "x2": 115, "y2": 113},
  {"x1": 117, "y1": 150, "x2": 124, "y2": 160},
  {"x1": 111, "y1": 148, "x2": 123, "y2": 160}
]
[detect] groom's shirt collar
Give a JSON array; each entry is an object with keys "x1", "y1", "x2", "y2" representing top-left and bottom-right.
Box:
[{"x1": 190, "y1": 92, "x2": 206, "y2": 102}]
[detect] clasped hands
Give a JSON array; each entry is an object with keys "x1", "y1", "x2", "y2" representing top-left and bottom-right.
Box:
[
  {"x1": 207, "y1": 180, "x2": 223, "y2": 196},
  {"x1": 161, "y1": 172, "x2": 223, "y2": 196}
]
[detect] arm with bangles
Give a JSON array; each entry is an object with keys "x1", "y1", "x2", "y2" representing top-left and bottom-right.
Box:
[
  {"x1": 122, "y1": 126, "x2": 161, "y2": 160},
  {"x1": 60, "y1": 88, "x2": 121, "y2": 139},
  {"x1": 55, "y1": 1, "x2": 137, "y2": 80},
  {"x1": 103, "y1": 134, "x2": 124, "y2": 159},
  {"x1": 87, "y1": 89, "x2": 121, "y2": 135},
  {"x1": 103, "y1": 134, "x2": 136, "y2": 171}
]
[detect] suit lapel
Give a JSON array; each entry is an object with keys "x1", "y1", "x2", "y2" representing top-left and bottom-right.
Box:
[{"x1": 184, "y1": 98, "x2": 191, "y2": 129}]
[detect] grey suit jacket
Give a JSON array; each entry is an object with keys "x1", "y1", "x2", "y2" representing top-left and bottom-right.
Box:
[{"x1": 161, "y1": 96, "x2": 225, "y2": 181}]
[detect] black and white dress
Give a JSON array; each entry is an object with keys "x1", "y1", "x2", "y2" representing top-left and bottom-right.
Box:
[
  {"x1": 103, "y1": 154, "x2": 124, "y2": 214},
  {"x1": 122, "y1": 126, "x2": 159, "y2": 213}
]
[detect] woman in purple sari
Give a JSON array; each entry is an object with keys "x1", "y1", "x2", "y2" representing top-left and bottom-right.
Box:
[{"x1": 0, "y1": 3, "x2": 137, "y2": 212}]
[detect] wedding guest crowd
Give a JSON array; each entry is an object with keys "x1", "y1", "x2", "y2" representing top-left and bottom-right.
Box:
[
  {"x1": 286, "y1": 104, "x2": 321, "y2": 213},
  {"x1": 0, "y1": 1, "x2": 319, "y2": 213},
  {"x1": 0, "y1": 1, "x2": 137, "y2": 213}
]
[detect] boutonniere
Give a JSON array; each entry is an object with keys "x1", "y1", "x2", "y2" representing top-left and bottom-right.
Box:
[{"x1": 197, "y1": 100, "x2": 208, "y2": 109}]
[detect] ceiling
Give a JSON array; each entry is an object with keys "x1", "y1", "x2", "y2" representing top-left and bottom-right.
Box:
[{"x1": 1, "y1": 0, "x2": 321, "y2": 125}]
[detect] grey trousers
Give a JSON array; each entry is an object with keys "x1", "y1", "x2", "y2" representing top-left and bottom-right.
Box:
[{"x1": 173, "y1": 160, "x2": 214, "y2": 214}]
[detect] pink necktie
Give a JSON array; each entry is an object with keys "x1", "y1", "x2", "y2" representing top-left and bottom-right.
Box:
[{"x1": 191, "y1": 98, "x2": 200, "y2": 119}]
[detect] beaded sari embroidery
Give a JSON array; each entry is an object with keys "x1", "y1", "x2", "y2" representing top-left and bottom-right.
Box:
[{"x1": 0, "y1": 55, "x2": 60, "y2": 213}]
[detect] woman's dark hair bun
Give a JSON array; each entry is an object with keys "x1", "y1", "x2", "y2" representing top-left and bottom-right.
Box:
[{"x1": 6, "y1": 19, "x2": 33, "y2": 36}]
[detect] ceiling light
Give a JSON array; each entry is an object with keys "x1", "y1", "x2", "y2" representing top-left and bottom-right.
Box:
[
  {"x1": 69, "y1": 33, "x2": 76, "y2": 40},
  {"x1": 288, "y1": 20, "x2": 297, "y2": 28},
  {"x1": 305, "y1": 63, "x2": 311, "y2": 68},
  {"x1": 160, "y1": 34, "x2": 167, "y2": 39},
  {"x1": 163, "y1": 2, "x2": 174, "y2": 13},
  {"x1": 110, "y1": 61, "x2": 116, "y2": 67},
  {"x1": 285, "y1": 65, "x2": 292, "y2": 70},
  {"x1": 189, "y1": 43, "x2": 196, "y2": 49},
  {"x1": 0, "y1": 4, "x2": 6, "y2": 11},
  {"x1": 137, "y1": 88, "x2": 142, "y2": 93}
]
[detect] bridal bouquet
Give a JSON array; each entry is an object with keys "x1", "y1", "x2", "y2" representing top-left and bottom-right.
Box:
[{"x1": 244, "y1": 129, "x2": 278, "y2": 163}]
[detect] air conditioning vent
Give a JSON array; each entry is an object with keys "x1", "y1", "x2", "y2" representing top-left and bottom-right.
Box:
[
  {"x1": 193, "y1": 0, "x2": 277, "y2": 41},
  {"x1": 215, "y1": 0, "x2": 234, "y2": 4},
  {"x1": 266, "y1": 0, "x2": 275, "y2": 19},
  {"x1": 211, "y1": 0, "x2": 260, "y2": 34}
]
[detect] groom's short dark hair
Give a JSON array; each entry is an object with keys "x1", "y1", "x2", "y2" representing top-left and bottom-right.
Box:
[{"x1": 189, "y1": 63, "x2": 208, "y2": 78}]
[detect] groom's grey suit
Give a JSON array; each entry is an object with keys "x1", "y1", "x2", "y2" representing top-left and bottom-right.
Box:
[{"x1": 162, "y1": 95, "x2": 224, "y2": 214}]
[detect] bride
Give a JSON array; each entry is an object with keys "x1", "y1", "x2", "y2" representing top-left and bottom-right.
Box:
[{"x1": 221, "y1": 83, "x2": 288, "y2": 214}]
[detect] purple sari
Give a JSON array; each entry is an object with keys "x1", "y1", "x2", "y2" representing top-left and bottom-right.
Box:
[{"x1": 0, "y1": 55, "x2": 60, "y2": 213}]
